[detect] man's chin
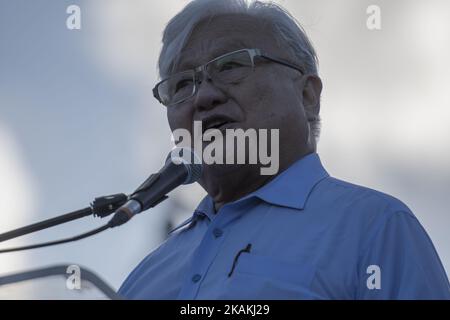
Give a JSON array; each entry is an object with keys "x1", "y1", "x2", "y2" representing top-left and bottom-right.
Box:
[{"x1": 202, "y1": 162, "x2": 262, "y2": 178}]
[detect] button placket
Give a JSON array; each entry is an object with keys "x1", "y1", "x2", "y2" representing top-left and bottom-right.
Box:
[{"x1": 177, "y1": 211, "x2": 232, "y2": 299}]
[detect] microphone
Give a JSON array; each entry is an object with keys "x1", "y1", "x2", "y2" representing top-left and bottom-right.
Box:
[{"x1": 108, "y1": 147, "x2": 203, "y2": 228}]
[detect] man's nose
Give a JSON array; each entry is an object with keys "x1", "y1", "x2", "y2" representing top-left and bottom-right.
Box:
[{"x1": 193, "y1": 78, "x2": 228, "y2": 112}]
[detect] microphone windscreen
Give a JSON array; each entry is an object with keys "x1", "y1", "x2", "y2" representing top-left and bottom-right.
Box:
[{"x1": 167, "y1": 147, "x2": 203, "y2": 184}]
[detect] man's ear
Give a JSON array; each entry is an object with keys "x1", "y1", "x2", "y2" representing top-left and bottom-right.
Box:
[{"x1": 301, "y1": 75, "x2": 322, "y2": 120}]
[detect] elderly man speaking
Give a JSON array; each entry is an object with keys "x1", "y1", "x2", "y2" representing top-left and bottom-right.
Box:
[{"x1": 119, "y1": 0, "x2": 450, "y2": 299}]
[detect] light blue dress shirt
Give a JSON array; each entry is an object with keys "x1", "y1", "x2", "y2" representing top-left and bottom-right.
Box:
[{"x1": 118, "y1": 153, "x2": 450, "y2": 299}]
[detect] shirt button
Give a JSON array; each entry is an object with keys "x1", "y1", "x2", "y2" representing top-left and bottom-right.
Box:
[
  {"x1": 192, "y1": 274, "x2": 202, "y2": 283},
  {"x1": 213, "y1": 228, "x2": 223, "y2": 238}
]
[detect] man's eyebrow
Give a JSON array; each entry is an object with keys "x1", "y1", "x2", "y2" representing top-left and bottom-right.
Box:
[
  {"x1": 176, "y1": 58, "x2": 197, "y2": 72},
  {"x1": 175, "y1": 40, "x2": 251, "y2": 72}
]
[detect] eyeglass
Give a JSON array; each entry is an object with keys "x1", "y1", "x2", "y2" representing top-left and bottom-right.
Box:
[{"x1": 153, "y1": 48, "x2": 305, "y2": 107}]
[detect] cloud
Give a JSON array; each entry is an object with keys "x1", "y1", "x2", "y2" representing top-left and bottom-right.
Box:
[{"x1": 0, "y1": 121, "x2": 38, "y2": 275}]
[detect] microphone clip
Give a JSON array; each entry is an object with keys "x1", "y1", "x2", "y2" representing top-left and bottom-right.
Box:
[{"x1": 91, "y1": 193, "x2": 129, "y2": 218}]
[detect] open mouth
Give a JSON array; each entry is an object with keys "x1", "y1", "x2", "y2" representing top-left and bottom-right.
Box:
[{"x1": 202, "y1": 116, "x2": 236, "y2": 133}]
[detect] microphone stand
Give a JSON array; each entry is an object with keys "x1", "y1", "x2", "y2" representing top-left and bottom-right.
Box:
[
  {"x1": 0, "y1": 148, "x2": 200, "y2": 252},
  {"x1": 0, "y1": 193, "x2": 128, "y2": 243}
]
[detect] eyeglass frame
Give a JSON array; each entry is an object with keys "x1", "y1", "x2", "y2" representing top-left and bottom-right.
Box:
[{"x1": 152, "y1": 48, "x2": 305, "y2": 107}]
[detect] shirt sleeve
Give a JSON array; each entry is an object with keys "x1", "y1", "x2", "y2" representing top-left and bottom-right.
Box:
[{"x1": 357, "y1": 210, "x2": 450, "y2": 299}]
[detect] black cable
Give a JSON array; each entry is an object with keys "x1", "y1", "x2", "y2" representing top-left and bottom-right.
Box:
[{"x1": 0, "y1": 224, "x2": 111, "y2": 254}]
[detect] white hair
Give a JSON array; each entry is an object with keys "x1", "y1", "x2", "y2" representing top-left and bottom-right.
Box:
[{"x1": 158, "y1": 0, "x2": 321, "y2": 141}]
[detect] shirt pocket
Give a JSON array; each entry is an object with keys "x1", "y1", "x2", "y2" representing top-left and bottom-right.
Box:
[{"x1": 221, "y1": 253, "x2": 320, "y2": 300}]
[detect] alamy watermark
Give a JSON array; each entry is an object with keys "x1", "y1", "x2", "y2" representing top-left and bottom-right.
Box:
[
  {"x1": 366, "y1": 5, "x2": 381, "y2": 30},
  {"x1": 66, "y1": 5, "x2": 81, "y2": 30},
  {"x1": 366, "y1": 264, "x2": 381, "y2": 290},
  {"x1": 170, "y1": 121, "x2": 280, "y2": 176},
  {"x1": 66, "y1": 264, "x2": 81, "y2": 290}
]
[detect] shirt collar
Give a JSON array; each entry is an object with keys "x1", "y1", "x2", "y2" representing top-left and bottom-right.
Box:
[
  {"x1": 194, "y1": 152, "x2": 329, "y2": 218},
  {"x1": 251, "y1": 152, "x2": 329, "y2": 210},
  {"x1": 168, "y1": 197, "x2": 214, "y2": 235},
  {"x1": 194, "y1": 195, "x2": 216, "y2": 221}
]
